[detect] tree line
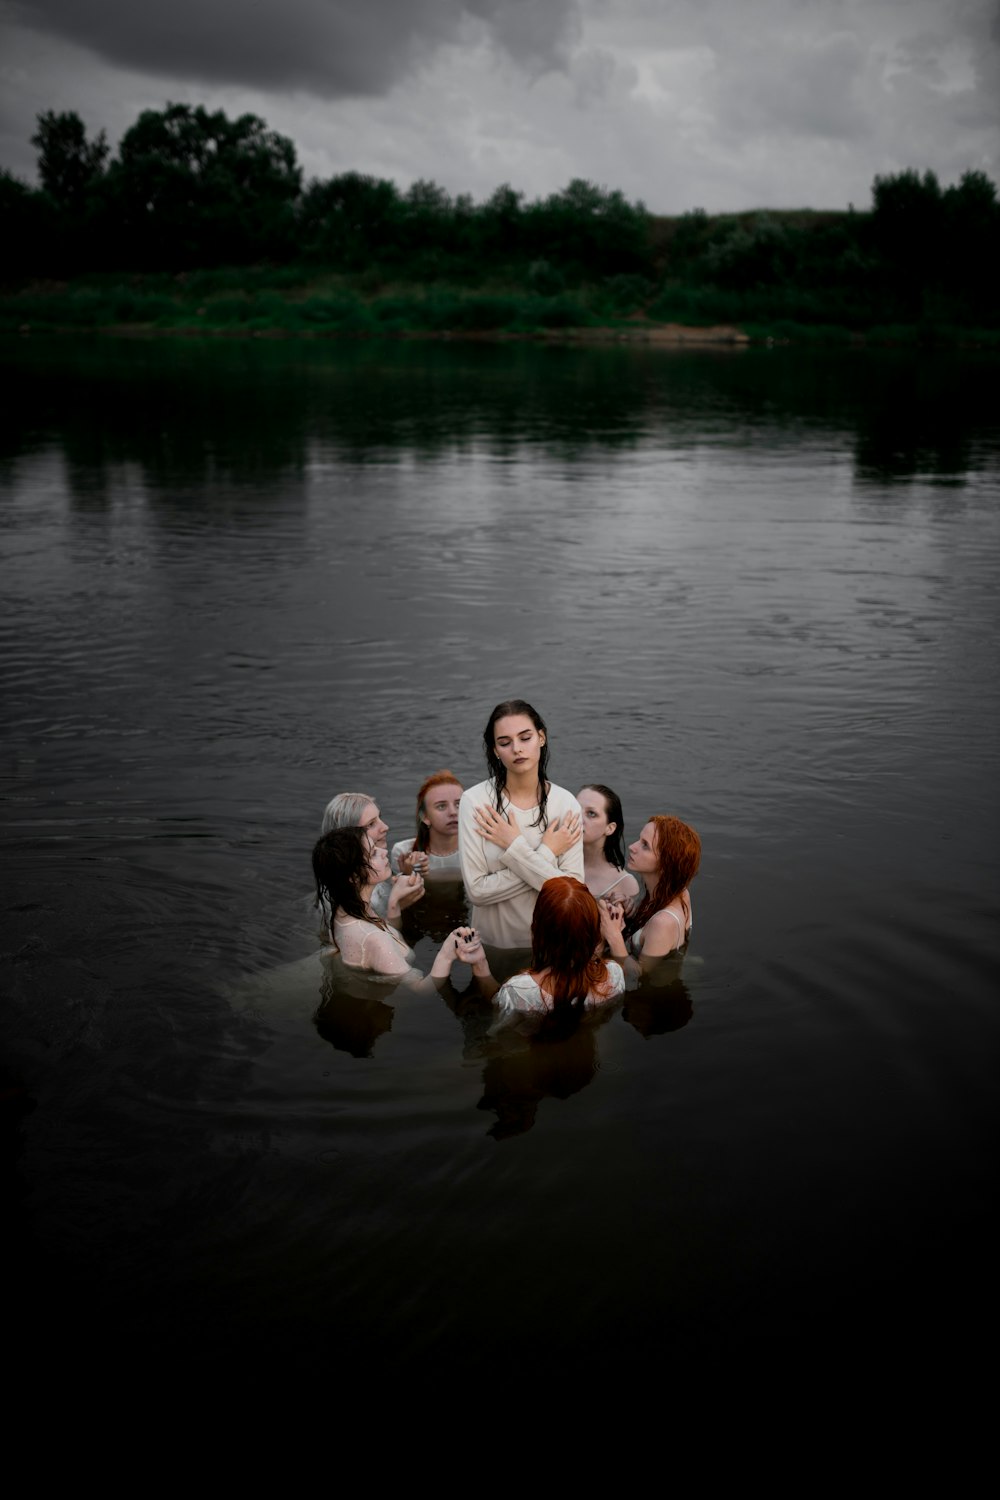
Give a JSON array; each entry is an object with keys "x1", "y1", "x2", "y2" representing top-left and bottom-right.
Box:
[{"x1": 2, "y1": 104, "x2": 998, "y2": 332}]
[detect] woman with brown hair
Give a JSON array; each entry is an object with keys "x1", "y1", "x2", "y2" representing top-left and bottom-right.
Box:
[
  {"x1": 313, "y1": 826, "x2": 491, "y2": 991},
  {"x1": 459, "y1": 698, "x2": 582, "y2": 949}
]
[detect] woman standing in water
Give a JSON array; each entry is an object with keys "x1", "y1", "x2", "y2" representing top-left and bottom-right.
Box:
[
  {"x1": 391, "y1": 770, "x2": 463, "y2": 877},
  {"x1": 459, "y1": 699, "x2": 583, "y2": 949},
  {"x1": 490, "y1": 876, "x2": 625, "y2": 1038},
  {"x1": 313, "y1": 827, "x2": 492, "y2": 991},
  {"x1": 320, "y1": 790, "x2": 423, "y2": 923},
  {"x1": 577, "y1": 784, "x2": 640, "y2": 908},
  {"x1": 600, "y1": 815, "x2": 700, "y2": 977}
]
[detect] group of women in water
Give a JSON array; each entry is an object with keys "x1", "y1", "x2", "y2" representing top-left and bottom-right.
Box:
[{"x1": 311, "y1": 698, "x2": 701, "y2": 1037}]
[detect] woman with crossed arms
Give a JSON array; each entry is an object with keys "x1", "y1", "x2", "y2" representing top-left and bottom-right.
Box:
[{"x1": 459, "y1": 699, "x2": 583, "y2": 951}]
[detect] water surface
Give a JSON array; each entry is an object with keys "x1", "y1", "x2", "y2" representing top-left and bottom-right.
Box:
[{"x1": 2, "y1": 335, "x2": 997, "y2": 1386}]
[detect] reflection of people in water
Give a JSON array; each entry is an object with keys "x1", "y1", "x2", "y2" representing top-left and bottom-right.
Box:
[
  {"x1": 577, "y1": 784, "x2": 640, "y2": 909},
  {"x1": 391, "y1": 770, "x2": 463, "y2": 877},
  {"x1": 600, "y1": 815, "x2": 700, "y2": 981},
  {"x1": 320, "y1": 790, "x2": 424, "y2": 925},
  {"x1": 459, "y1": 699, "x2": 583, "y2": 952},
  {"x1": 473, "y1": 877, "x2": 623, "y2": 1139},
  {"x1": 622, "y1": 966, "x2": 693, "y2": 1038},
  {"x1": 312, "y1": 826, "x2": 493, "y2": 991},
  {"x1": 476, "y1": 1025, "x2": 601, "y2": 1141},
  {"x1": 490, "y1": 877, "x2": 625, "y2": 1040},
  {"x1": 313, "y1": 963, "x2": 396, "y2": 1058}
]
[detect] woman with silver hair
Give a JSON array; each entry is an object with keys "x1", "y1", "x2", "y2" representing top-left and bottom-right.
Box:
[{"x1": 319, "y1": 790, "x2": 423, "y2": 927}]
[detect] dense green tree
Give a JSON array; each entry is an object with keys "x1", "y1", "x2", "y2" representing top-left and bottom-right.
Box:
[
  {"x1": 0, "y1": 168, "x2": 58, "y2": 275},
  {"x1": 299, "y1": 172, "x2": 402, "y2": 265},
  {"x1": 870, "y1": 166, "x2": 1000, "y2": 320},
  {"x1": 31, "y1": 110, "x2": 108, "y2": 210},
  {"x1": 108, "y1": 104, "x2": 301, "y2": 266},
  {"x1": 526, "y1": 179, "x2": 651, "y2": 274}
]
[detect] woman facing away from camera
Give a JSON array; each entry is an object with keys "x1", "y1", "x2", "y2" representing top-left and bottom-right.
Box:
[
  {"x1": 391, "y1": 770, "x2": 463, "y2": 878},
  {"x1": 600, "y1": 815, "x2": 701, "y2": 980},
  {"x1": 577, "y1": 783, "x2": 640, "y2": 908},
  {"x1": 490, "y1": 876, "x2": 625, "y2": 1038},
  {"x1": 459, "y1": 699, "x2": 584, "y2": 949},
  {"x1": 313, "y1": 826, "x2": 492, "y2": 991}
]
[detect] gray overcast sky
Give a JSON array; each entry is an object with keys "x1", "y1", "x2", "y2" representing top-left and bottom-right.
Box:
[{"x1": 1, "y1": 0, "x2": 997, "y2": 211}]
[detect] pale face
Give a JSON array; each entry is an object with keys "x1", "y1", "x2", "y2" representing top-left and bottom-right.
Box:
[
  {"x1": 628, "y1": 821, "x2": 660, "y2": 876},
  {"x1": 421, "y1": 782, "x2": 463, "y2": 839},
  {"x1": 359, "y1": 801, "x2": 389, "y2": 848},
  {"x1": 578, "y1": 787, "x2": 615, "y2": 848},
  {"x1": 365, "y1": 841, "x2": 391, "y2": 884},
  {"x1": 493, "y1": 714, "x2": 545, "y2": 778}
]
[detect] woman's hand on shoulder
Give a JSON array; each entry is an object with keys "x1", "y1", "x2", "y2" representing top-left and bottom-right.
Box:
[
  {"x1": 473, "y1": 803, "x2": 518, "y2": 850},
  {"x1": 541, "y1": 811, "x2": 581, "y2": 857}
]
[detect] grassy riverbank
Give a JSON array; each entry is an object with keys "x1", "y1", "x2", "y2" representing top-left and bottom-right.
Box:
[{"x1": 4, "y1": 265, "x2": 999, "y2": 347}]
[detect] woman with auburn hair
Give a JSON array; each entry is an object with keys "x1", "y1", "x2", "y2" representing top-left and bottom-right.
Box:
[
  {"x1": 490, "y1": 876, "x2": 625, "y2": 1037},
  {"x1": 459, "y1": 698, "x2": 583, "y2": 950},
  {"x1": 577, "y1": 783, "x2": 640, "y2": 907},
  {"x1": 313, "y1": 826, "x2": 493, "y2": 991},
  {"x1": 600, "y1": 815, "x2": 701, "y2": 977},
  {"x1": 391, "y1": 770, "x2": 463, "y2": 877}
]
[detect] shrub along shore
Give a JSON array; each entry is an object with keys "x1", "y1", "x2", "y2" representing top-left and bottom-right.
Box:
[
  {"x1": 4, "y1": 266, "x2": 998, "y2": 348},
  {"x1": 3, "y1": 106, "x2": 998, "y2": 346}
]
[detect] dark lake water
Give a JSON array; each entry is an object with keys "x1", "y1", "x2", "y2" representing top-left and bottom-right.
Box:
[{"x1": 2, "y1": 334, "x2": 998, "y2": 1392}]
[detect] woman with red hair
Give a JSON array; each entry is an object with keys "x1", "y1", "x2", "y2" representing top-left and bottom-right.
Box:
[
  {"x1": 391, "y1": 769, "x2": 464, "y2": 878},
  {"x1": 491, "y1": 876, "x2": 625, "y2": 1036},
  {"x1": 600, "y1": 815, "x2": 701, "y2": 976}
]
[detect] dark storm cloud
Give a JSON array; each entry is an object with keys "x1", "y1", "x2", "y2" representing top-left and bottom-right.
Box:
[{"x1": 7, "y1": 0, "x2": 582, "y2": 95}]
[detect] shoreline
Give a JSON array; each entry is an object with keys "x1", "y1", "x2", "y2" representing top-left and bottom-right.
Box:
[{"x1": 5, "y1": 321, "x2": 998, "y2": 349}]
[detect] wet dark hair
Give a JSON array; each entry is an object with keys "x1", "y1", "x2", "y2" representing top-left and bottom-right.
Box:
[
  {"x1": 312, "y1": 827, "x2": 386, "y2": 930},
  {"x1": 580, "y1": 783, "x2": 627, "y2": 869},
  {"x1": 483, "y1": 698, "x2": 551, "y2": 829}
]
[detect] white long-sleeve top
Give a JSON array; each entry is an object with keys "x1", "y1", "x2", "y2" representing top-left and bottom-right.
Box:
[{"x1": 458, "y1": 780, "x2": 584, "y2": 947}]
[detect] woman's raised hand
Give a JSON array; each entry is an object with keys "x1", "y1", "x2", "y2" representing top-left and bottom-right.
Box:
[
  {"x1": 455, "y1": 926, "x2": 485, "y2": 965},
  {"x1": 473, "y1": 803, "x2": 518, "y2": 850},
  {"x1": 398, "y1": 848, "x2": 429, "y2": 876},
  {"x1": 387, "y1": 870, "x2": 424, "y2": 919},
  {"x1": 541, "y1": 811, "x2": 582, "y2": 857},
  {"x1": 454, "y1": 926, "x2": 493, "y2": 985},
  {"x1": 598, "y1": 898, "x2": 627, "y2": 953},
  {"x1": 431, "y1": 926, "x2": 493, "y2": 984}
]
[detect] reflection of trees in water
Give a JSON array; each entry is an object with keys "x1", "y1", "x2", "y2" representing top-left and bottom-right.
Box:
[
  {"x1": 851, "y1": 357, "x2": 992, "y2": 483},
  {"x1": 3, "y1": 342, "x2": 993, "y2": 501}
]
